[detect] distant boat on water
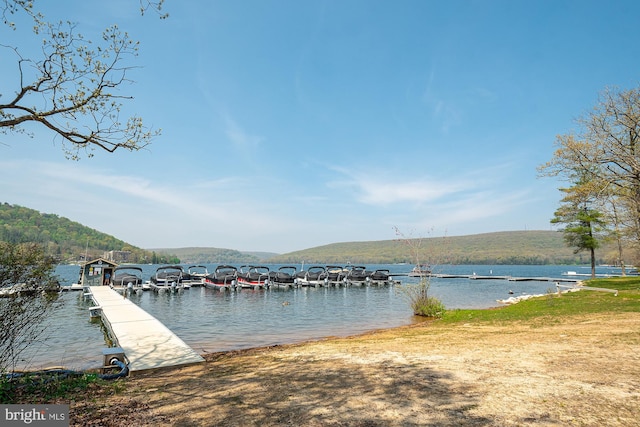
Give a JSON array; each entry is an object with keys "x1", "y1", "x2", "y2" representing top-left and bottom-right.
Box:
[{"x1": 408, "y1": 264, "x2": 431, "y2": 277}]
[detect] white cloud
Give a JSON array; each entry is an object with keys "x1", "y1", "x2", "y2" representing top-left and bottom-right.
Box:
[
  {"x1": 0, "y1": 156, "x2": 554, "y2": 253},
  {"x1": 388, "y1": 183, "x2": 538, "y2": 238},
  {"x1": 322, "y1": 162, "x2": 544, "y2": 241},
  {"x1": 328, "y1": 167, "x2": 472, "y2": 206},
  {"x1": 0, "y1": 159, "x2": 304, "y2": 250}
]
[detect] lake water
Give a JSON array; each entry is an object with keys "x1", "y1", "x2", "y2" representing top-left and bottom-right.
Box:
[{"x1": 14, "y1": 263, "x2": 617, "y2": 371}]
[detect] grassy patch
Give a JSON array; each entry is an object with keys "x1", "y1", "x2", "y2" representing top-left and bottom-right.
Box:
[
  {"x1": 441, "y1": 277, "x2": 640, "y2": 325},
  {"x1": 1, "y1": 371, "x2": 125, "y2": 404},
  {"x1": 586, "y1": 276, "x2": 640, "y2": 291}
]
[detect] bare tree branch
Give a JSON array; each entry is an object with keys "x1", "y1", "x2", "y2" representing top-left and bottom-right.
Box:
[
  {"x1": 1, "y1": 0, "x2": 162, "y2": 159},
  {"x1": 539, "y1": 86, "x2": 640, "y2": 257}
]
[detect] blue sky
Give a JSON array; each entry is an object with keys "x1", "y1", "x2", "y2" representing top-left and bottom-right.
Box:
[{"x1": 2, "y1": 0, "x2": 639, "y2": 253}]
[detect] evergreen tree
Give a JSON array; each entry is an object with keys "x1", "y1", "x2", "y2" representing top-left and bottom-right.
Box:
[{"x1": 551, "y1": 183, "x2": 605, "y2": 278}]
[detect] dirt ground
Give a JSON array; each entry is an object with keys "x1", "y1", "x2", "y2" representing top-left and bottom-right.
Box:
[{"x1": 70, "y1": 311, "x2": 640, "y2": 426}]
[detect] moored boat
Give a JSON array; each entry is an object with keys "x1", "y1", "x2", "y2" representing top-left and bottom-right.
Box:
[
  {"x1": 204, "y1": 265, "x2": 237, "y2": 291},
  {"x1": 343, "y1": 265, "x2": 370, "y2": 286},
  {"x1": 0, "y1": 280, "x2": 60, "y2": 297},
  {"x1": 110, "y1": 266, "x2": 144, "y2": 293},
  {"x1": 294, "y1": 266, "x2": 327, "y2": 287},
  {"x1": 368, "y1": 269, "x2": 393, "y2": 285},
  {"x1": 150, "y1": 265, "x2": 185, "y2": 292},
  {"x1": 325, "y1": 265, "x2": 346, "y2": 287},
  {"x1": 236, "y1": 265, "x2": 270, "y2": 290},
  {"x1": 408, "y1": 264, "x2": 431, "y2": 277},
  {"x1": 268, "y1": 266, "x2": 297, "y2": 290},
  {"x1": 185, "y1": 265, "x2": 209, "y2": 287}
]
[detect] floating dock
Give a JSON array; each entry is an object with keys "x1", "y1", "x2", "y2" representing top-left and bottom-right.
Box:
[
  {"x1": 429, "y1": 273, "x2": 580, "y2": 283},
  {"x1": 88, "y1": 286, "x2": 204, "y2": 374}
]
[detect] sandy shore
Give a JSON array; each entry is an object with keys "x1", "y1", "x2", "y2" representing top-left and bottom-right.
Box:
[{"x1": 70, "y1": 310, "x2": 640, "y2": 426}]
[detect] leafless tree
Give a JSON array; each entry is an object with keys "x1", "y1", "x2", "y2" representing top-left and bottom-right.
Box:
[
  {"x1": 393, "y1": 227, "x2": 446, "y2": 318},
  {"x1": 539, "y1": 86, "x2": 640, "y2": 262},
  {"x1": 0, "y1": 242, "x2": 61, "y2": 373}
]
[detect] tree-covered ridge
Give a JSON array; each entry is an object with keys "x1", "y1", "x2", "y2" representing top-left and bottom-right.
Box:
[
  {"x1": 2, "y1": 203, "x2": 632, "y2": 265},
  {"x1": 267, "y1": 230, "x2": 629, "y2": 265},
  {"x1": 0, "y1": 203, "x2": 176, "y2": 264},
  {"x1": 149, "y1": 247, "x2": 275, "y2": 264}
]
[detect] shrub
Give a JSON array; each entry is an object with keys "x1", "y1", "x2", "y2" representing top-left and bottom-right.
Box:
[
  {"x1": 400, "y1": 277, "x2": 446, "y2": 318},
  {"x1": 394, "y1": 227, "x2": 446, "y2": 318}
]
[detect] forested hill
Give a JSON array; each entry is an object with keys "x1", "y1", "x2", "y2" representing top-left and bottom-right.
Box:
[
  {"x1": 0, "y1": 203, "x2": 175, "y2": 263},
  {"x1": 267, "y1": 230, "x2": 624, "y2": 265},
  {"x1": 149, "y1": 247, "x2": 278, "y2": 264},
  {"x1": 0, "y1": 203, "x2": 269, "y2": 264},
  {"x1": 2, "y1": 202, "x2": 628, "y2": 265}
]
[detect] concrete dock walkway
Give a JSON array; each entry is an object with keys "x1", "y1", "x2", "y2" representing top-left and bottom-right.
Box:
[{"x1": 89, "y1": 286, "x2": 204, "y2": 373}]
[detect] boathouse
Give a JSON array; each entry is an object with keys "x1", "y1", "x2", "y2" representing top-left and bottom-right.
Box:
[{"x1": 76, "y1": 258, "x2": 118, "y2": 287}]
